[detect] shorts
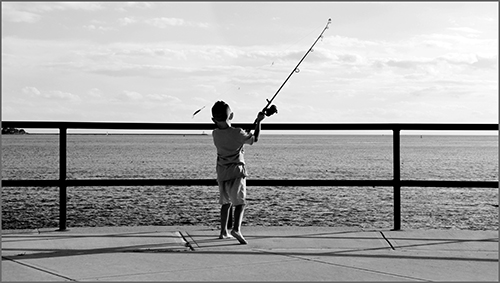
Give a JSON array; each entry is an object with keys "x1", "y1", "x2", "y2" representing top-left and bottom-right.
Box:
[{"x1": 218, "y1": 177, "x2": 246, "y2": 205}]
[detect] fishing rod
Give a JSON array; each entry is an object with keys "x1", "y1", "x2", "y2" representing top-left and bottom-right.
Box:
[{"x1": 249, "y1": 18, "x2": 332, "y2": 129}]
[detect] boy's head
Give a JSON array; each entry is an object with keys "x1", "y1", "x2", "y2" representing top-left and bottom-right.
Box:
[{"x1": 211, "y1": 100, "x2": 233, "y2": 122}]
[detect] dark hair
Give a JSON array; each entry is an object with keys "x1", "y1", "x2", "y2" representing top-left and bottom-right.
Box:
[{"x1": 211, "y1": 101, "x2": 230, "y2": 121}]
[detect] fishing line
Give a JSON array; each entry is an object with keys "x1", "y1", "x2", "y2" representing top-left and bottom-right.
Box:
[
  {"x1": 248, "y1": 18, "x2": 332, "y2": 130},
  {"x1": 195, "y1": 20, "x2": 331, "y2": 120},
  {"x1": 217, "y1": 24, "x2": 321, "y2": 95},
  {"x1": 272, "y1": 24, "x2": 323, "y2": 67}
]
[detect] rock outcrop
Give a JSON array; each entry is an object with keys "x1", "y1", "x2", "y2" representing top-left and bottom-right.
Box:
[{"x1": 1, "y1": 127, "x2": 28, "y2": 134}]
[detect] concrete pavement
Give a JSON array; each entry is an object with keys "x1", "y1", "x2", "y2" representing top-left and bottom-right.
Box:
[{"x1": 2, "y1": 225, "x2": 498, "y2": 281}]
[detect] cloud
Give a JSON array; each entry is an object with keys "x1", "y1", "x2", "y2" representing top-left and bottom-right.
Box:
[
  {"x1": 247, "y1": 48, "x2": 332, "y2": 65},
  {"x1": 53, "y1": 2, "x2": 103, "y2": 11},
  {"x1": 88, "y1": 88, "x2": 103, "y2": 98},
  {"x1": 121, "y1": 91, "x2": 182, "y2": 104},
  {"x1": 2, "y1": 2, "x2": 104, "y2": 23},
  {"x1": 88, "y1": 64, "x2": 193, "y2": 78},
  {"x1": 145, "y1": 17, "x2": 186, "y2": 28},
  {"x1": 22, "y1": 86, "x2": 41, "y2": 96},
  {"x1": 147, "y1": 17, "x2": 210, "y2": 29},
  {"x1": 325, "y1": 35, "x2": 379, "y2": 49},
  {"x1": 1, "y1": 7, "x2": 41, "y2": 23},
  {"x1": 46, "y1": 90, "x2": 81, "y2": 101},
  {"x1": 35, "y1": 42, "x2": 248, "y2": 78},
  {"x1": 118, "y1": 16, "x2": 210, "y2": 29},
  {"x1": 110, "y1": 46, "x2": 188, "y2": 60},
  {"x1": 471, "y1": 56, "x2": 497, "y2": 69},
  {"x1": 118, "y1": 17, "x2": 139, "y2": 26},
  {"x1": 421, "y1": 39, "x2": 453, "y2": 49},
  {"x1": 408, "y1": 85, "x2": 477, "y2": 99},
  {"x1": 416, "y1": 33, "x2": 494, "y2": 53},
  {"x1": 123, "y1": 90, "x2": 143, "y2": 100},
  {"x1": 145, "y1": 94, "x2": 182, "y2": 103},
  {"x1": 21, "y1": 2, "x2": 104, "y2": 12},
  {"x1": 83, "y1": 24, "x2": 115, "y2": 32},
  {"x1": 439, "y1": 53, "x2": 478, "y2": 64},
  {"x1": 447, "y1": 27, "x2": 482, "y2": 34},
  {"x1": 336, "y1": 53, "x2": 363, "y2": 64},
  {"x1": 386, "y1": 59, "x2": 422, "y2": 69},
  {"x1": 116, "y1": 2, "x2": 154, "y2": 12},
  {"x1": 438, "y1": 54, "x2": 498, "y2": 69},
  {"x1": 22, "y1": 86, "x2": 80, "y2": 101},
  {"x1": 379, "y1": 54, "x2": 497, "y2": 70}
]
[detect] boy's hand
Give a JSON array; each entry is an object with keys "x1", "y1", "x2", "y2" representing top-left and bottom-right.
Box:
[{"x1": 256, "y1": 112, "x2": 266, "y2": 123}]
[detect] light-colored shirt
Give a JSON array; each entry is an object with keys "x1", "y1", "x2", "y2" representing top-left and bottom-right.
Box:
[{"x1": 212, "y1": 127, "x2": 254, "y2": 182}]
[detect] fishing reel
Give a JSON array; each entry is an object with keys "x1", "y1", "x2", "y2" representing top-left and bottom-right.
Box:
[{"x1": 264, "y1": 104, "x2": 278, "y2": 117}]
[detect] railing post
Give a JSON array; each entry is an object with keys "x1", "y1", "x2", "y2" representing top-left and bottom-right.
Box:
[
  {"x1": 58, "y1": 127, "x2": 68, "y2": 231},
  {"x1": 393, "y1": 129, "x2": 401, "y2": 231}
]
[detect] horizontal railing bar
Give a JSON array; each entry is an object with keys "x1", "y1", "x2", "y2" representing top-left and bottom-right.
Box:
[
  {"x1": 400, "y1": 180, "x2": 498, "y2": 188},
  {"x1": 2, "y1": 121, "x2": 498, "y2": 131},
  {"x1": 1, "y1": 180, "x2": 64, "y2": 187},
  {"x1": 2, "y1": 179, "x2": 497, "y2": 188}
]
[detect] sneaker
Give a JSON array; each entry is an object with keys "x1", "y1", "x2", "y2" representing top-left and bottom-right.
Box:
[
  {"x1": 231, "y1": 230, "x2": 248, "y2": 244},
  {"x1": 219, "y1": 234, "x2": 234, "y2": 239}
]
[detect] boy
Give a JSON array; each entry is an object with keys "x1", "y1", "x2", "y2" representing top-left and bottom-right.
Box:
[{"x1": 211, "y1": 101, "x2": 265, "y2": 244}]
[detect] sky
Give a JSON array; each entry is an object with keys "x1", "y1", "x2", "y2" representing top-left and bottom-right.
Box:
[{"x1": 1, "y1": 2, "x2": 498, "y2": 132}]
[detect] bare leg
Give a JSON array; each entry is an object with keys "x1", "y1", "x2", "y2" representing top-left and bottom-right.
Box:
[
  {"x1": 231, "y1": 204, "x2": 247, "y2": 244},
  {"x1": 232, "y1": 204, "x2": 245, "y2": 232},
  {"x1": 219, "y1": 203, "x2": 232, "y2": 239},
  {"x1": 227, "y1": 205, "x2": 233, "y2": 230}
]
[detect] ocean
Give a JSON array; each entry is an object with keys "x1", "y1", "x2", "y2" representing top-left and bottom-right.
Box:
[{"x1": 2, "y1": 134, "x2": 498, "y2": 230}]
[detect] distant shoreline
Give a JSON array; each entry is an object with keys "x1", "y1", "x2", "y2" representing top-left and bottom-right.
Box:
[
  {"x1": 14, "y1": 133, "x2": 210, "y2": 136},
  {"x1": 4, "y1": 133, "x2": 497, "y2": 136}
]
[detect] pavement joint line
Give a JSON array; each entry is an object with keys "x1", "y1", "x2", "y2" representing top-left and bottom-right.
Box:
[
  {"x1": 381, "y1": 236, "x2": 499, "y2": 254},
  {"x1": 2, "y1": 256, "x2": 78, "y2": 282},
  {"x1": 78, "y1": 252, "x2": 303, "y2": 282},
  {"x1": 256, "y1": 249, "x2": 432, "y2": 282},
  {"x1": 379, "y1": 231, "x2": 396, "y2": 250},
  {"x1": 252, "y1": 248, "x2": 499, "y2": 263}
]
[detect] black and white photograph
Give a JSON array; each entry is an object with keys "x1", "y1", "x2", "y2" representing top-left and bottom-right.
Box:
[{"x1": 2, "y1": 1, "x2": 498, "y2": 281}]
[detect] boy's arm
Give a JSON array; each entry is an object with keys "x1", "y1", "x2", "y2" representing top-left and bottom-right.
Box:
[{"x1": 253, "y1": 112, "x2": 265, "y2": 142}]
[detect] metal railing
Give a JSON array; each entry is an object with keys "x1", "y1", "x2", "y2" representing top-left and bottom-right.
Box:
[{"x1": 2, "y1": 121, "x2": 498, "y2": 231}]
